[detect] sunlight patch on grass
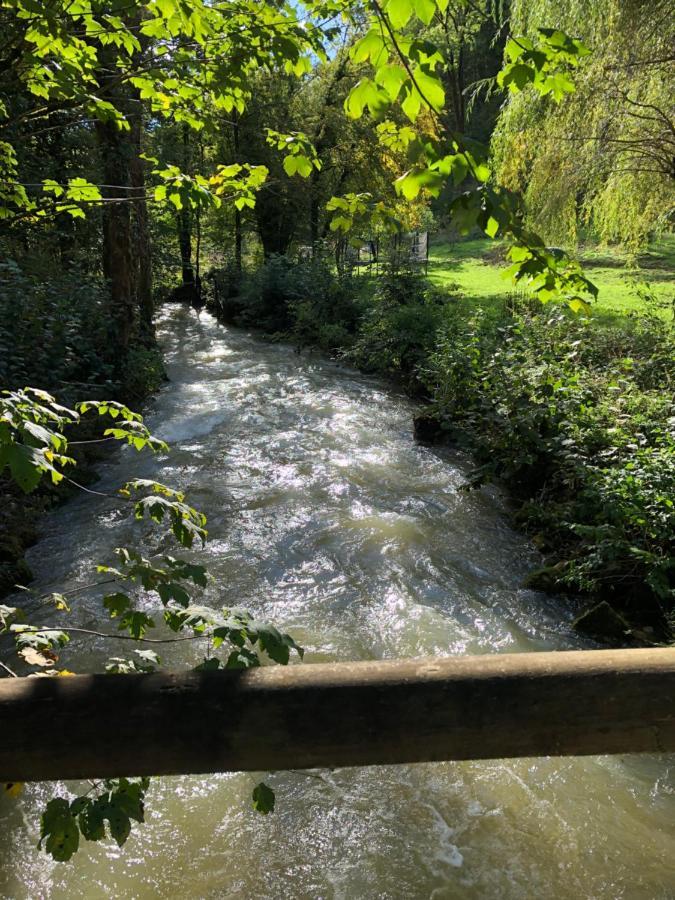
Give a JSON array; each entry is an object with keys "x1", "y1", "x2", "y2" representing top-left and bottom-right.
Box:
[{"x1": 428, "y1": 235, "x2": 675, "y2": 320}]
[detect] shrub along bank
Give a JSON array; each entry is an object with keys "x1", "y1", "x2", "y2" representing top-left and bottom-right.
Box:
[
  {"x1": 206, "y1": 254, "x2": 675, "y2": 645},
  {"x1": 0, "y1": 260, "x2": 165, "y2": 596}
]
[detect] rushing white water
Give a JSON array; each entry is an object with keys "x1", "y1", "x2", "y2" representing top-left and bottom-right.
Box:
[{"x1": 1, "y1": 305, "x2": 674, "y2": 899}]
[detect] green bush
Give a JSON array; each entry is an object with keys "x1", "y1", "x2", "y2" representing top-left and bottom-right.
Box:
[
  {"x1": 0, "y1": 258, "x2": 165, "y2": 404},
  {"x1": 0, "y1": 259, "x2": 115, "y2": 395},
  {"x1": 347, "y1": 269, "x2": 447, "y2": 387},
  {"x1": 211, "y1": 254, "x2": 363, "y2": 350},
  {"x1": 203, "y1": 258, "x2": 243, "y2": 322},
  {"x1": 424, "y1": 304, "x2": 675, "y2": 634}
]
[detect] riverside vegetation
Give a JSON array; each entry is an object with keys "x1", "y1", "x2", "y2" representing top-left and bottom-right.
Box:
[{"x1": 0, "y1": 0, "x2": 673, "y2": 871}]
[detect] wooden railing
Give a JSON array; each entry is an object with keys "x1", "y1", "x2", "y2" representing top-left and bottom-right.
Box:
[{"x1": 2, "y1": 648, "x2": 675, "y2": 782}]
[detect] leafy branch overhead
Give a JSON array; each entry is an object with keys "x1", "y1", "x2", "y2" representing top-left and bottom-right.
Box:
[
  {"x1": 0, "y1": 390, "x2": 304, "y2": 855},
  {"x1": 0, "y1": 391, "x2": 168, "y2": 493}
]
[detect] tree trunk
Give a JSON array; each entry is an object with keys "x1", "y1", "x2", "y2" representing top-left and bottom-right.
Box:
[
  {"x1": 310, "y1": 168, "x2": 320, "y2": 252},
  {"x1": 232, "y1": 114, "x2": 243, "y2": 274},
  {"x1": 177, "y1": 206, "x2": 194, "y2": 285},
  {"x1": 129, "y1": 101, "x2": 154, "y2": 344},
  {"x1": 177, "y1": 124, "x2": 194, "y2": 286},
  {"x1": 255, "y1": 190, "x2": 295, "y2": 257},
  {"x1": 97, "y1": 116, "x2": 135, "y2": 356}
]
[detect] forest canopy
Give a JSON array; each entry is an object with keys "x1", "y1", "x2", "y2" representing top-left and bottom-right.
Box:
[{"x1": 0, "y1": 0, "x2": 608, "y2": 370}]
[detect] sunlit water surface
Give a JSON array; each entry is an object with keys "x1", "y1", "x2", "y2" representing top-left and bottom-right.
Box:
[{"x1": 1, "y1": 306, "x2": 674, "y2": 899}]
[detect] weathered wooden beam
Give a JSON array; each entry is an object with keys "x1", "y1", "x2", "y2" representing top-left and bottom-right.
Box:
[{"x1": 2, "y1": 648, "x2": 675, "y2": 782}]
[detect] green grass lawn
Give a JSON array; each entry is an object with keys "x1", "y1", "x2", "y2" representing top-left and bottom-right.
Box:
[{"x1": 428, "y1": 234, "x2": 675, "y2": 320}]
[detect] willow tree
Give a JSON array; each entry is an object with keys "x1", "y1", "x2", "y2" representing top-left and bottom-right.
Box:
[{"x1": 492, "y1": 0, "x2": 675, "y2": 247}]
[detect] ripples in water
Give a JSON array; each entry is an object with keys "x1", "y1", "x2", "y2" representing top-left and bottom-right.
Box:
[{"x1": 1, "y1": 307, "x2": 674, "y2": 899}]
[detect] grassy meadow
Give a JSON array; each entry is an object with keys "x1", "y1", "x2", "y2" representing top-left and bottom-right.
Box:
[{"x1": 428, "y1": 235, "x2": 675, "y2": 320}]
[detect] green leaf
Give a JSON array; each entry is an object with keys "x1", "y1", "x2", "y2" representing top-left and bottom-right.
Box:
[
  {"x1": 118, "y1": 611, "x2": 155, "y2": 639},
  {"x1": 283, "y1": 155, "x2": 298, "y2": 176},
  {"x1": 5, "y1": 444, "x2": 43, "y2": 493},
  {"x1": 568, "y1": 298, "x2": 591, "y2": 315},
  {"x1": 156, "y1": 581, "x2": 191, "y2": 608},
  {"x1": 39, "y1": 798, "x2": 79, "y2": 862},
  {"x1": 498, "y1": 62, "x2": 535, "y2": 92},
  {"x1": 351, "y1": 29, "x2": 385, "y2": 65},
  {"x1": 540, "y1": 72, "x2": 575, "y2": 101},
  {"x1": 252, "y1": 782, "x2": 275, "y2": 814},
  {"x1": 104, "y1": 593, "x2": 132, "y2": 618},
  {"x1": 411, "y1": 0, "x2": 435, "y2": 25},
  {"x1": 375, "y1": 65, "x2": 407, "y2": 102},
  {"x1": 294, "y1": 156, "x2": 313, "y2": 178},
  {"x1": 414, "y1": 69, "x2": 444, "y2": 110},
  {"x1": 401, "y1": 87, "x2": 422, "y2": 122},
  {"x1": 385, "y1": 0, "x2": 414, "y2": 28},
  {"x1": 484, "y1": 215, "x2": 499, "y2": 238},
  {"x1": 77, "y1": 799, "x2": 106, "y2": 842}
]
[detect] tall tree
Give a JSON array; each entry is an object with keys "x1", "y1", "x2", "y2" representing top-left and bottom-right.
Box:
[{"x1": 492, "y1": 0, "x2": 675, "y2": 246}]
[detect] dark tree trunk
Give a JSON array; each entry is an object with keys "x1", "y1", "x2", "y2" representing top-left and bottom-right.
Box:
[
  {"x1": 234, "y1": 208, "x2": 242, "y2": 274},
  {"x1": 97, "y1": 116, "x2": 135, "y2": 356},
  {"x1": 129, "y1": 101, "x2": 154, "y2": 344},
  {"x1": 255, "y1": 190, "x2": 295, "y2": 257},
  {"x1": 232, "y1": 114, "x2": 243, "y2": 274},
  {"x1": 310, "y1": 167, "x2": 320, "y2": 252},
  {"x1": 177, "y1": 124, "x2": 194, "y2": 286},
  {"x1": 96, "y1": 32, "x2": 145, "y2": 359},
  {"x1": 177, "y1": 206, "x2": 194, "y2": 285}
]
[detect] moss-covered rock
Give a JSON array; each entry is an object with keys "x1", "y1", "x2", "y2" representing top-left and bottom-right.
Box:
[
  {"x1": 523, "y1": 560, "x2": 569, "y2": 593},
  {"x1": 572, "y1": 601, "x2": 632, "y2": 645}
]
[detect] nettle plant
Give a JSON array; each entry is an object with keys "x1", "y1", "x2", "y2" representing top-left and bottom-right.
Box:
[{"x1": 0, "y1": 388, "x2": 302, "y2": 860}]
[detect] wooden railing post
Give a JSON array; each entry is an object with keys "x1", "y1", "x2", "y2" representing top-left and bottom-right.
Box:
[{"x1": 2, "y1": 648, "x2": 675, "y2": 782}]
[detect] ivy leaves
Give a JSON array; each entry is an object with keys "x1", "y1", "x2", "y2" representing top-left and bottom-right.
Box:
[{"x1": 39, "y1": 779, "x2": 150, "y2": 862}]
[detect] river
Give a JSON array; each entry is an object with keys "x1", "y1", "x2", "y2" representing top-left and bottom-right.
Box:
[{"x1": 1, "y1": 306, "x2": 674, "y2": 899}]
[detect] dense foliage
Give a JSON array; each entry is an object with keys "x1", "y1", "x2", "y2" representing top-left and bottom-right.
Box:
[
  {"x1": 0, "y1": 0, "x2": 673, "y2": 867},
  {"x1": 493, "y1": 0, "x2": 675, "y2": 247},
  {"x1": 424, "y1": 302, "x2": 674, "y2": 638}
]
